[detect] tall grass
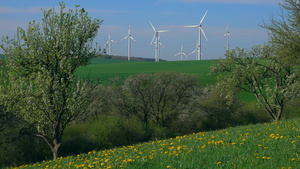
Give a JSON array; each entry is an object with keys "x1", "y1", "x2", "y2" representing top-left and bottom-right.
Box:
[{"x1": 12, "y1": 118, "x2": 300, "y2": 169}]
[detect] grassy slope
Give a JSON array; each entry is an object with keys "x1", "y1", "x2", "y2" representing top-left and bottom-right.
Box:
[{"x1": 12, "y1": 118, "x2": 300, "y2": 169}]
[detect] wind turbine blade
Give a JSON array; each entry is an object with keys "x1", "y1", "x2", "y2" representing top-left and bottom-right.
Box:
[
  {"x1": 159, "y1": 42, "x2": 165, "y2": 48},
  {"x1": 184, "y1": 25, "x2": 198, "y2": 28},
  {"x1": 158, "y1": 30, "x2": 168, "y2": 33},
  {"x1": 175, "y1": 52, "x2": 180, "y2": 56},
  {"x1": 199, "y1": 10, "x2": 208, "y2": 25},
  {"x1": 104, "y1": 41, "x2": 109, "y2": 46},
  {"x1": 130, "y1": 36, "x2": 136, "y2": 42},
  {"x1": 128, "y1": 24, "x2": 131, "y2": 35},
  {"x1": 201, "y1": 28, "x2": 208, "y2": 41},
  {"x1": 222, "y1": 33, "x2": 226, "y2": 38},
  {"x1": 189, "y1": 50, "x2": 196, "y2": 55},
  {"x1": 111, "y1": 40, "x2": 117, "y2": 43},
  {"x1": 183, "y1": 53, "x2": 188, "y2": 57},
  {"x1": 120, "y1": 35, "x2": 129, "y2": 42},
  {"x1": 228, "y1": 33, "x2": 231, "y2": 38},
  {"x1": 149, "y1": 21, "x2": 156, "y2": 32},
  {"x1": 150, "y1": 34, "x2": 156, "y2": 45}
]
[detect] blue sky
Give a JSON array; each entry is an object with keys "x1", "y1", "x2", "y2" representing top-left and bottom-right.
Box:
[{"x1": 0, "y1": 0, "x2": 283, "y2": 61}]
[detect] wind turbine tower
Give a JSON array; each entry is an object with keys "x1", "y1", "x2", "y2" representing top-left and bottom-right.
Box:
[
  {"x1": 120, "y1": 24, "x2": 136, "y2": 61},
  {"x1": 149, "y1": 21, "x2": 168, "y2": 62},
  {"x1": 185, "y1": 10, "x2": 208, "y2": 60},
  {"x1": 222, "y1": 23, "x2": 231, "y2": 51},
  {"x1": 104, "y1": 32, "x2": 117, "y2": 55},
  {"x1": 175, "y1": 43, "x2": 187, "y2": 61}
]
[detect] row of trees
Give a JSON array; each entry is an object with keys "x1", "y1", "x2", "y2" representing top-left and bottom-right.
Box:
[{"x1": 0, "y1": 0, "x2": 299, "y2": 166}]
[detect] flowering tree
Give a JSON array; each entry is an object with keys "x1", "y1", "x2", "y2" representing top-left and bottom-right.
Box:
[
  {"x1": 0, "y1": 2, "x2": 102, "y2": 159},
  {"x1": 212, "y1": 45, "x2": 299, "y2": 121}
]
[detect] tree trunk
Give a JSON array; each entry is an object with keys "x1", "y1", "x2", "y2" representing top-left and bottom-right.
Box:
[
  {"x1": 52, "y1": 140, "x2": 61, "y2": 160},
  {"x1": 275, "y1": 106, "x2": 284, "y2": 121}
]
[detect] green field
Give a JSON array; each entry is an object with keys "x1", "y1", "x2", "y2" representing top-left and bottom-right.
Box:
[
  {"x1": 76, "y1": 58, "x2": 256, "y2": 102},
  {"x1": 76, "y1": 59, "x2": 217, "y2": 86},
  {"x1": 12, "y1": 118, "x2": 300, "y2": 169}
]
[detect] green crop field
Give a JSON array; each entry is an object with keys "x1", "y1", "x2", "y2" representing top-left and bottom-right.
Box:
[
  {"x1": 76, "y1": 59, "x2": 217, "y2": 86},
  {"x1": 11, "y1": 118, "x2": 300, "y2": 169}
]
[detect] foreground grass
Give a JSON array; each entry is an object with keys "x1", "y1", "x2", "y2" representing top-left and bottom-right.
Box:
[{"x1": 12, "y1": 118, "x2": 299, "y2": 169}]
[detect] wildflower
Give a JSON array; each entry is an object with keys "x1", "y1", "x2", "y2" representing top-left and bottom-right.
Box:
[
  {"x1": 167, "y1": 165, "x2": 171, "y2": 168},
  {"x1": 291, "y1": 141, "x2": 295, "y2": 144},
  {"x1": 267, "y1": 157, "x2": 271, "y2": 160},
  {"x1": 217, "y1": 161, "x2": 221, "y2": 165},
  {"x1": 291, "y1": 158, "x2": 295, "y2": 161}
]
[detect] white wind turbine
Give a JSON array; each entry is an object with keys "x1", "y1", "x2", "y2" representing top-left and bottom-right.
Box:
[
  {"x1": 222, "y1": 22, "x2": 231, "y2": 51},
  {"x1": 120, "y1": 24, "x2": 136, "y2": 61},
  {"x1": 151, "y1": 34, "x2": 165, "y2": 61},
  {"x1": 185, "y1": 10, "x2": 208, "y2": 60},
  {"x1": 104, "y1": 32, "x2": 117, "y2": 55},
  {"x1": 175, "y1": 43, "x2": 187, "y2": 61},
  {"x1": 149, "y1": 21, "x2": 168, "y2": 62},
  {"x1": 189, "y1": 40, "x2": 203, "y2": 59}
]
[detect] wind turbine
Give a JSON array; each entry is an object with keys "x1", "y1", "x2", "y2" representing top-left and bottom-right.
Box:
[
  {"x1": 175, "y1": 43, "x2": 187, "y2": 61},
  {"x1": 184, "y1": 10, "x2": 208, "y2": 60},
  {"x1": 150, "y1": 34, "x2": 165, "y2": 61},
  {"x1": 189, "y1": 40, "x2": 203, "y2": 60},
  {"x1": 222, "y1": 22, "x2": 231, "y2": 51},
  {"x1": 104, "y1": 32, "x2": 116, "y2": 55},
  {"x1": 149, "y1": 21, "x2": 168, "y2": 62},
  {"x1": 120, "y1": 24, "x2": 136, "y2": 61}
]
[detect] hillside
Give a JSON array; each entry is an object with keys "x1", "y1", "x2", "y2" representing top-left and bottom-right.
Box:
[{"x1": 12, "y1": 118, "x2": 300, "y2": 169}]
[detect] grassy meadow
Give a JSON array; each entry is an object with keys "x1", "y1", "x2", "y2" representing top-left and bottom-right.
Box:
[{"x1": 12, "y1": 118, "x2": 300, "y2": 169}]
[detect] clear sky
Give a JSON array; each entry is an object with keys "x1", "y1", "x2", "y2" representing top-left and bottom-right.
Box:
[{"x1": 0, "y1": 0, "x2": 283, "y2": 61}]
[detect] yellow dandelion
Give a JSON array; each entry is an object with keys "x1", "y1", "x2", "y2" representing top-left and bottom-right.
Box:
[
  {"x1": 267, "y1": 157, "x2": 271, "y2": 160},
  {"x1": 167, "y1": 165, "x2": 171, "y2": 168},
  {"x1": 291, "y1": 141, "x2": 295, "y2": 144},
  {"x1": 217, "y1": 161, "x2": 221, "y2": 165},
  {"x1": 291, "y1": 158, "x2": 295, "y2": 161}
]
